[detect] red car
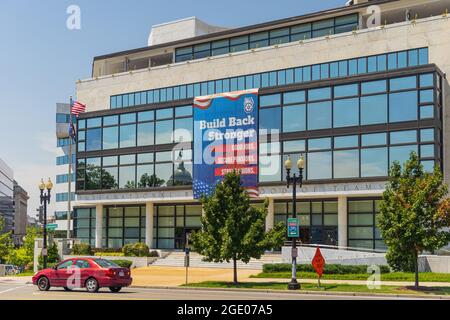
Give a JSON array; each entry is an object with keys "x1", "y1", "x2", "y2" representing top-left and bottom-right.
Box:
[{"x1": 32, "y1": 258, "x2": 132, "y2": 293}]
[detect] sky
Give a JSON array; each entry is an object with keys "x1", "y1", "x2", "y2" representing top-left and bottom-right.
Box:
[{"x1": 0, "y1": 0, "x2": 345, "y2": 215}]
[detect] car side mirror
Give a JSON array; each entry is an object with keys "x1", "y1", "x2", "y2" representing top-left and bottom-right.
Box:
[{"x1": 52, "y1": 266, "x2": 58, "y2": 270}]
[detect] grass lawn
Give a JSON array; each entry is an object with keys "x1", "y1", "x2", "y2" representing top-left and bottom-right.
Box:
[
  {"x1": 182, "y1": 281, "x2": 450, "y2": 296},
  {"x1": 10, "y1": 271, "x2": 35, "y2": 277},
  {"x1": 251, "y1": 272, "x2": 450, "y2": 282}
]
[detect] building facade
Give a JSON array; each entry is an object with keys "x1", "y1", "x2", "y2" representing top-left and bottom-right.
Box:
[
  {"x1": 12, "y1": 181, "x2": 29, "y2": 245},
  {"x1": 52, "y1": 103, "x2": 75, "y2": 238},
  {"x1": 73, "y1": 0, "x2": 450, "y2": 251},
  {"x1": 0, "y1": 158, "x2": 14, "y2": 233}
]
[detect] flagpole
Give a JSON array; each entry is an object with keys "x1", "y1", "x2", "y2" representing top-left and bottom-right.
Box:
[{"x1": 67, "y1": 96, "x2": 73, "y2": 240}]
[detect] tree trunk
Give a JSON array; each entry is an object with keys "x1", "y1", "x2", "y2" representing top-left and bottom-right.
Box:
[
  {"x1": 414, "y1": 250, "x2": 419, "y2": 289},
  {"x1": 233, "y1": 258, "x2": 238, "y2": 285}
]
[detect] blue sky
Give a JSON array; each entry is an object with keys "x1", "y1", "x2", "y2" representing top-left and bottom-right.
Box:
[{"x1": 0, "y1": 0, "x2": 345, "y2": 212}]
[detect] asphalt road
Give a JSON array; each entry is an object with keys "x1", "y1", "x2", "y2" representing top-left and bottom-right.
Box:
[{"x1": 0, "y1": 283, "x2": 431, "y2": 300}]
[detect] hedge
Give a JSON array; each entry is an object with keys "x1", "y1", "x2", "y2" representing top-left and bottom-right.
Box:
[
  {"x1": 92, "y1": 247, "x2": 122, "y2": 254},
  {"x1": 122, "y1": 243, "x2": 151, "y2": 257},
  {"x1": 71, "y1": 243, "x2": 93, "y2": 256},
  {"x1": 263, "y1": 263, "x2": 391, "y2": 274},
  {"x1": 94, "y1": 252, "x2": 125, "y2": 257},
  {"x1": 113, "y1": 260, "x2": 133, "y2": 268}
]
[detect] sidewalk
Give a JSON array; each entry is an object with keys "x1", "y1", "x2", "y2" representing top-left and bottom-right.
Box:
[
  {"x1": 0, "y1": 276, "x2": 32, "y2": 285},
  {"x1": 131, "y1": 266, "x2": 259, "y2": 287}
]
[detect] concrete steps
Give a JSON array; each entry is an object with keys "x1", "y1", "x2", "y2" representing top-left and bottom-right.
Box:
[{"x1": 151, "y1": 252, "x2": 283, "y2": 270}]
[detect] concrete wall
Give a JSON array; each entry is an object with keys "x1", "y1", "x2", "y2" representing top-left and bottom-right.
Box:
[
  {"x1": 148, "y1": 17, "x2": 229, "y2": 46},
  {"x1": 281, "y1": 246, "x2": 388, "y2": 265},
  {"x1": 419, "y1": 255, "x2": 450, "y2": 273}
]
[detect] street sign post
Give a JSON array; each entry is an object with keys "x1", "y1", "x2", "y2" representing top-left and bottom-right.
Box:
[
  {"x1": 46, "y1": 224, "x2": 58, "y2": 230},
  {"x1": 287, "y1": 218, "x2": 299, "y2": 238}
]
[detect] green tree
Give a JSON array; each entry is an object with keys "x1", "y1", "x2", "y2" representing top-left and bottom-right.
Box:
[
  {"x1": 190, "y1": 171, "x2": 286, "y2": 285},
  {"x1": 7, "y1": 226, "x2": 41, "y2": 269},
  {"x1": 378, "y1": 152, "x2": 450, "y2": 288},
  {"x1": 0, "y1": 217, "x2": 13, "y2": 263}
]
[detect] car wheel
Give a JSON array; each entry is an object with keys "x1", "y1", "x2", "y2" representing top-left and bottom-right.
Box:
[
  {"x1": 85, "y1": 278, "x2": 99, "y2": 293},
  {"x1": 37, "y1": 277, "x2": 50, "y2": 291},
  {"x1": 109, "y1": 287, "x2": 122, "y2": 293},
  {"x1": 63, "y1": 287, "x2": 73, "y2": 292}
]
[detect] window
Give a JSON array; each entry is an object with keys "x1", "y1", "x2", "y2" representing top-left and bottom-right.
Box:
[
  {"x1": 389, "y1": 91, "x2": 418, "y2": 122},
  {"x1": 103, "y1": 127, "x2": 118, "y2": 150},
  {"x1": 260, "y1": 108, "x2": 281, "y2": 132},
  {"x1": 120, "y1": 124, "x2": 136, "y2": 148},
  {"x1": 283, "y1": 104, "x2": 306, "y2": 132},
  {"x1": 57, "y1": 260, "x2": 74, "y2": 270},
  {"x1": 334, "y1": 84, "x2": 358, "y2": 98},
  {"x1": 334, "y1": 150, "x2": 359, "y2": 178},
  {"x1": 361, "y1": 95, "x2": 387, "y2": 125},
  {"x1": 361, "y1": 148, "x2": 387, "y2": 177},
  {"x1": 348, "y1": 199, "x2": 384, "y2": 250},
  {"x1": 333, "y1": 98, "x2": 359, "y2": 127},
  {"x1": 308, "y1": 101, "x2": 331, "y2": 130},
  {"x1": 137, "y1": 123, "x2": 154, "y2": 146},
  {"x1": 307, "y1": 152, "x2": 332, "y2": 180},
  {"x1": 155, "y1": 120, "x2": 173, "y2": 144}
]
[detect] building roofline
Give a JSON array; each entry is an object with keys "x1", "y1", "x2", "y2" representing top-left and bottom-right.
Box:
[{"x1": 93, "y1": 0, "x2": 398, "y2": 61}]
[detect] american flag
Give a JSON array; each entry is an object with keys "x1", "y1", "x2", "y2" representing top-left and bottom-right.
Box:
[
  {"x1": 69, "y1": 121, "x2": 77, "y2": 142},
  {"x1": 193, "y1": 179, "x2": 215, "y2": 199},
  {"x1": 71, "y1": 101, "x2": 86, "y2": 117}
]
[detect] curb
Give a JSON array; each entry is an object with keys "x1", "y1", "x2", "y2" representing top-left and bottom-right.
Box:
[{"x1": 130, "y1": 285, "x2": 450, "y2": 300}]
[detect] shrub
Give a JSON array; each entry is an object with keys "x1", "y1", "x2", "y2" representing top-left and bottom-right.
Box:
[
  {"x1": 38, "y1": 242, "x2": 60, "y2": 265},
  {"x1": 122, "y1": 243, "x2": 150, "y2": 257},
  {"x1": 262, "y1": 263, "x2": 391, "y2": 274},
  {"x1": 71, "y1": 243, "x2": 93, "y2": 256},
  {"x1": 148, "y1": 250, "x2": 159, "y2": 257},
  {"x1": 94, "y1": 252, "x2": 124, "y2": 257},
  {"x1": 37, "y1": 262, "x2": 57, "y2": 270},
  {"x1": 113, "y1": 260, "x2": 133, "y2": 269},
  {"x1": 92, "y1": 247, "x2": 122, "y2": 254}
]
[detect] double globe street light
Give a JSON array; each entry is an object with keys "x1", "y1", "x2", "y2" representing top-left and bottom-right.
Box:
[
  {"x1": 39, "y1": 178, "x2": 53, "y2": 269},
  {"x1": 284, "y1": 154, "x2": 305, "y2": 290}
]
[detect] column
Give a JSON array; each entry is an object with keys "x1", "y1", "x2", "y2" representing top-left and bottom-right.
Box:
[
  {"x1": 95, "y1": 204, "x2": 103, "y2": 249},
  {"x1": 338, "y1": 196, "x2": 348, "y2": 248},
  {"x1": 265, "y1": 198, "x2": 275, "y2": 232},
  {"x1": 145, "y1": 202, "x2": 154, "y2": 249}
]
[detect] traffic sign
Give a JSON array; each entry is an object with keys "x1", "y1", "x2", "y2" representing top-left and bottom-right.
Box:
[
  {"x1": 312, "y1": 247, "x2": 325, "y2": 278},
  {"x1": 46, "y1": 224, "x2": 58, "y2": 230},
  {"x1": 287, "y1": 218, "x2": 299, "y2": 238}
]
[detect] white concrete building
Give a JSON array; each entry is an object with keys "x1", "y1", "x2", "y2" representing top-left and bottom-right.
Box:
[
  {"x1": 72, "y1": 0, "x2": 450, "y2": 250},
  {"x1": 51, "y1": 103, "x2": 75, "y2": 237}
]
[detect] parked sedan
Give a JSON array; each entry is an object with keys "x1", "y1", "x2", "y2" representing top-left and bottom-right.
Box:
[{"x1": 32, "y1": 258, "x2": 132, "y2": 293}]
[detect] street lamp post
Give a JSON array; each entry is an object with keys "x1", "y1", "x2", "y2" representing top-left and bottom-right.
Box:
[
  {"x1": 39, "y1": 178, "x2": 53, "y2": 269},
  {"x1": 285, "y1": 155, "x2": 305, "y2": 290}
]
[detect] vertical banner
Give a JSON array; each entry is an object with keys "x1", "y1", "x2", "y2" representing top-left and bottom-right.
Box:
[{"x1": 193, "y1": 89, "x2": 259, "y2": 199}]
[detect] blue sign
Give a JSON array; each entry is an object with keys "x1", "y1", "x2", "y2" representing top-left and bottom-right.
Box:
[
  {"x1": 287, "y1": 218, "x2": 299, "y2": 238},
  {"x1": 193, "y1": 89, "x2": 259, "y2": 199}
]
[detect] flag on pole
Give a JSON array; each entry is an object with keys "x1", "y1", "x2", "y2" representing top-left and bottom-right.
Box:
[{"x1": 71, "y1": 101, "x2": 86, "y2": 117}]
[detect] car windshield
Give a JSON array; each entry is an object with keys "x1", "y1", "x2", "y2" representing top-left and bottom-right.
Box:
[{"x1": 94, "y1": 259, "x2": 119, "y2": 268}]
